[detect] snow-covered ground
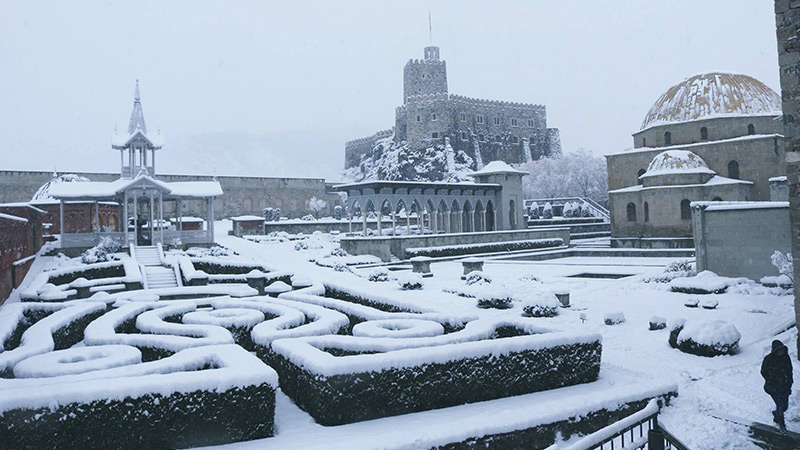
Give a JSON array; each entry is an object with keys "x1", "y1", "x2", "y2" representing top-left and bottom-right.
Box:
[
  {"x1": 5, "y1": 220, "x2": 796, "y2": 450},
  {"x1": 210, "y1": 220, "x2": 798, "y2": 449}
]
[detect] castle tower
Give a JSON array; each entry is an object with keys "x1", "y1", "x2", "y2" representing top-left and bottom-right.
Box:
[
  {"x1": 403, "y1": 46, "x2": 448, "y2": 103},
  {"x1": 112, "y1": 80, "x2": 163, "y2": 178}
]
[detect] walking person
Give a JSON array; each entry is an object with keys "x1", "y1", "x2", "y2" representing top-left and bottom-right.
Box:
[{"x1": 761, "y1": 339, "x2": 793, "y2": 432}]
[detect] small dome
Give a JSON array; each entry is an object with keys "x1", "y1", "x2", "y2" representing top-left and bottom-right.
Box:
[
  {"x1": 32, "y1": 174, "x2": 90, "y2": 202},
  {"x1": 642, "y1": 150, "x2": 715, "y2": 178},
  {"x1": 640, "y1": 72, "x2": 781, "y2": 130}
]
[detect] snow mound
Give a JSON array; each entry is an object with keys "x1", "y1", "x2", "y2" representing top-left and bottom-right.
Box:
[{"x1": 32, "y1": 174, "x2": 91, "y2": 202}]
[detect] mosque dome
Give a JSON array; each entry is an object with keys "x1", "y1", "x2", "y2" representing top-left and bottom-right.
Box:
[
  {"x1": 640, "y1": 73, "x2": 781, "y2": 130},
  {"x1": 642, "y1": 150, "x2": 715, "y2": 178},
  {"x1": 32, "y1": 174, "x2": 90, "y2": 202}
]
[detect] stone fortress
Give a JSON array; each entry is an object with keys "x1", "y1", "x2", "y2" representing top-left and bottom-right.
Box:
[
  {"x1": 606, "y1": 72, "x2": 786, "y2": 248},
  {"x1": 344, "y1": 46, "x2": 561, "y2": 170}
]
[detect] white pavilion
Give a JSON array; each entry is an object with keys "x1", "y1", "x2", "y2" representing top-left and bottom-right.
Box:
[{"x1": 49, "y1": 81, "x2": 222, "y2": 248}]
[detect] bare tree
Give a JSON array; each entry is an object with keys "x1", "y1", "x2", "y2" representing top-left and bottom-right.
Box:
[
  {"x1": 308, "y1": 196, "x2": 327, "y2": 218},
  {"x1": 517, "y1": 149, "x2": 608, "y2": 205}
]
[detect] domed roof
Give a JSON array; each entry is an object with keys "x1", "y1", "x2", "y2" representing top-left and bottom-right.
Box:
[
  {"x1": 640, "y1": 72, "x2": 781, "y2": 130},
  {"x1": 642, "y1": 150, "x2": 715, "y2": 178},
  {"x1": 32, "y1": 174, "x2": 90, "y2": 202}
]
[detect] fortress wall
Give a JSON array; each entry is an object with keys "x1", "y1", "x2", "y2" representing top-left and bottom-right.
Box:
[{"x1": 344, "y1": 129, "x2": 394, "y2": 169}]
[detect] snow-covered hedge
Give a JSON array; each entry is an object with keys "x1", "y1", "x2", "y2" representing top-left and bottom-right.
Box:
[
  {"x1": 521, "y1": 291, "x2": 560, "y2": 318},
  {"x1": 0, "y1": 345, "x2": 277, "y2": 450},
  {"x1": 668, "y1": 319, "x2": 740, "y2": 357},
  {"x1": 269, "y1": 320, "x2": 602, "y2": 425},
  {"x1": 405, "y1": 238, "x2": 563, "y2": 258},
  {"x1": 669, "y1": 271, "x2": 730, "y2": 294}
]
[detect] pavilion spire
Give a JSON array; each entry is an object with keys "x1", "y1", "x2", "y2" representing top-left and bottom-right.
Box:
[{"x1": 127, "y1": 79, "x2": 147, "y2": 135}]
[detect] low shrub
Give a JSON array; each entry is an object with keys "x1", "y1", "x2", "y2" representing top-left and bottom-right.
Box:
[
  {"x1": 81, "y1": 237, "x2": 122, "y2": 264},
  {"x1": 669, "y1": 319, "x2": 740, "y2": 357},
  {"x1": 521, "y1": 292, "x2": 560, "y2": 318},
  {"x1": 397, "y1": 273, "x2": 424, "y2": 290},
  {"x1": 368, "y1": 269, "x2": 390, "y2": 282},
  {"x1": 465, "y1": 271, "x2": 492, "y2": 286},
  {"x1": 670, "y1": 271, "x2": 729, "y2": 294},
  {"x1": 603, "y1": 312, "x2": 625, "y2": 325},
  {"x1": 649, "y1": 316, "x2": 666, "y2": 331}
]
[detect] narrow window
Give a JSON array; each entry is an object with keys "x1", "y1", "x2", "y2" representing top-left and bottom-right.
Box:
[
  {"x1": 416, "y1": 115, "x2": 421, "y2": 122},
  {"x1": 432, "y1": 113, "x2": 437, "y2": 121},
  {"x1": 712, "y1": 197, "x2": 723, "y2": 201},
  {"x1": 512, "y1": 136, "x2": 519, "y2": 144},
  {"x1": 431, "y1": 132, "x2": 439, "y2": 139},
  {"x1": 748, "y1": 124, "x2": 755, "y2": 135},
  {"x1": 642, "y1": 137, "x2": 646, "y2": 147},
  {"x1": 493, "y1": 117, "x2": 501, "y2": 125},
  {"x1": 644, "y1": 202, "x2": 649, "y2": 222},
  {"x1": 479, "y1": 134, "x2": 485, "y2": 142},
  {"x1": 460, "y1": 113, "x2": 466, "y2": 122},
  {"x1": 700, "y1": 127, "x2": 708, "y2": 140},
  {"x1": 637, "y1": 169, "x2": 646, "y2": 185},
  {"x1": 680, "y1": 199, "x2": 692, "y2": 220},
  {"x1": 477, "y1": 115, "x2": 484, "y2": 124},
  {"x1": 511, "y1": 118, "x2": 518, "y2": 127},
  {"x1": 626, "y1": 203, "x2": 637, "y2": 222},
  {"x1": 728, "y1": 160, "x2": 740, "y2": 179},
  {"x1": 527, "y1": 119, "x2": 534, "y2": 127},
  {"x1": 664, "y1": 131, "x2": 672, "y2": 146},
  {"x1": 460, "y1": 131, "x2": 468, "y2": 140}
]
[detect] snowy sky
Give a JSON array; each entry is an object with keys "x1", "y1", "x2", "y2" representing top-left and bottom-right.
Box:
[{"x1": 0, "y1": 1, "x2": 781, "y2": 179}]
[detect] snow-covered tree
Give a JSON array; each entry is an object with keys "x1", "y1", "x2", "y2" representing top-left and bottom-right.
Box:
[
  {"x1": 308, "y1": 196, "x2": 327, "y2": 218},
  {"x1": 333, "y1": 205, "x2": 344, "y2": 220},
  {"x1": 517, "y1": 149, "x2": 608, "y2": 205},
  {"x1": 771, "y1": 251, "x2": 794, "y2": 283}
]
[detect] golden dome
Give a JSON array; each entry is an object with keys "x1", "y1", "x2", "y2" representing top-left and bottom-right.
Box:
[{"x1": 640, "y1": 73, "x2": 781, "y2": 130}]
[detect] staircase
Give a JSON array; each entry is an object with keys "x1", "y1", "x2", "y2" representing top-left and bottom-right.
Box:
[{"x1": 133, "y1": 245, "x2": 179, "y2": 289}]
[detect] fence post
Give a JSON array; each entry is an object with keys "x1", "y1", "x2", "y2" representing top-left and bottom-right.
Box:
[{"x1": 648, "y1": 415, "x2": 665, "y2": 450}]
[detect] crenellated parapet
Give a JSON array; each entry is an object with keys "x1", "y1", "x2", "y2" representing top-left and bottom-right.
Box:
[
  {"x1": 449, "y1": 94, "x2": 545, "y2": 111},
  {"x1": 404, "y1": 92, "x2": 451, "y2": 104},
  {"x1": 345, "y1": 129, "x2": 394, "y2": 148}
]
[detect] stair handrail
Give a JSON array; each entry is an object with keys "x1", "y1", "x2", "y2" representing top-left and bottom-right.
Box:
[
  {"x1": 138, "y1": 263, "x2": 150, "y2": 290},
  {"x1": 156, "y1": 242, "x2": 168, "y2": 266},
  {"x1": 129, "y1": 243, "x2": 137, "y2": 261}
]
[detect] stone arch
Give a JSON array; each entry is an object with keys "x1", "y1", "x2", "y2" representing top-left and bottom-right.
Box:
[
  {"x1": 462, "y1": 199, "x2": 473, "y2": 233},
  {"x1": 485, "y1": 200, "x2": 495, "y2": 231},
  {"x1": 627, "y1": 202, "x2": 636, "y2": 222},
  {"x1": 680, "y1": 199, "x2": 691, "y2": 220},
  {"x1": 108, "y1": 213, "x2": 119, "y2": 231},
  {"x1": 474, "y1": 200, "x2": 485, "y2": 231},
  {"x1": 700, "y1": 127, "x2": 708, "y2": 141},
  {"x1": 712, "y1": 196, "x2": 722, "y2": 202},
  {"x1": 380, "y1": 198, "x2": 392, "y2": 217},
  {"x1": 727, "y1": 160, "x2": 740, "y2": 180},
  {"x1": 748, "y1": 123, "x2": 756, "y2": 135}
]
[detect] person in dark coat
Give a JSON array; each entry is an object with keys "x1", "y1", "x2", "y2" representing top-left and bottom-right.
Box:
[{"x1": 761, "y1": 339, "x2": 793, "y2": 431}]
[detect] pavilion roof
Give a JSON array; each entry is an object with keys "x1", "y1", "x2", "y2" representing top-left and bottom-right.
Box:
[{"x1": 47, "y1": 174, "x2": 222, "y2": 200}]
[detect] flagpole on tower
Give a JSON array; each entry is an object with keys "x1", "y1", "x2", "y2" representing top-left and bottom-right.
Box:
[{"x1": 428, "y1": 10, "x2": 432, "y2": 43}]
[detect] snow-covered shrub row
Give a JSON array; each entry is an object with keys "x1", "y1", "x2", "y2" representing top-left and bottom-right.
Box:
[
  {"x1": 406, "y1": 238, "x2": 564, "y2": 258},
  {"x1": 668, "y1": 318, "x2": 740, "y2": 357},
  {"x1": 21, "y1": 259, "x2": 134, "y2": 302},
  {"x1": 177, "y1": 256, "x2": 291, "y2": 286},
  {"x1": 0, "y1": 344, "x2": 277, "y2": 450},
  {"x1": 312, "y1": 253, "x2": 382, "y2": 268},
  {"x1": 640, "y1": 259, "x2": 696, "y2": 284},
  {"x1": 323, "y1": 280, "x2": 431, "y2": 313},
  {"x1": 669, "y1": 270, "x2": 730, "y2": 294},
  {"x1": 269, "y1": 320, "x2": 602, "y2": 425}
]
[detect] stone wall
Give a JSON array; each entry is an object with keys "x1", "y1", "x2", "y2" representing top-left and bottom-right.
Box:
[
  {"x1": 632, "y1": 115, "x2": 782, "y2": 148},
  {"x1": 0, "y1": 207, "x2": 47, "y2": 305},
  {"x1": 774, "y1": 0, "x2": 800, "y2": 355},
  {"x1": 606, "y1": 135, "x2": 785, "y2": 201},
  {"x1": 344, "y1": 129, "x2": 394, "y2": 169},
  {"x1": 693, "y1": 202, "x2": 790, "y2": 280},
  {"x1": 0, "y1": 170, "x2": 342, "y2": 220},
  {"x1": 341, "y1": 227, "x2": 570, "y2": 261}
]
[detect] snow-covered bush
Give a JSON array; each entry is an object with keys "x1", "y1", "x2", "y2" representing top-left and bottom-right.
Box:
[
  {"x1": 396, "y1": 272, "x2": 424, "y2": 290},
  {"x1": 301, "y1": 214, "x2": 315, "y2": 221},
  {"x1": 475, "y1": 287, "x2": 514, "y2": 309},
  {"x1": 771, "y1": 251, "x2": 794, "y2": 284},
  {"x1": 80, "y1": 237, "x2": 121, "y2": 264},
  {"x1": 670, "y1": 271, "x2": 729, "y2": 294},
  {"x1": 330, "y1": 247, "x2": 349, "y2": 257},
  {"x1": 293, "y1": 241, "x2": 308, "y2": 251},
  {"x1": 563, "y1": 202, "x2": 574, "y2": 218},
  {"x1": 543, "y1": 202, "x2": 553, "y2": 219},
  {"x1": 368, "y1": 268, "x2": 391, "y2": 282},
  {"x1": 465, "y1": 271, "x2": 491, "y2": 286},
  {"x1": 684, "y1": 298, "x2": 699, "y2": 308},
  {"x1": 581, "y1": 200, "x2": 592, "y2": 217},
  {"x1": 333, "y1": 205, "x2": 344, "y2": 220},
  {"x1": 641, "y1": 260, "x2": 696, "y2": 284},
  {"x1": 700, "y1": 298, "x2": 718, "y2": 309},
  {"x1": 669, "y1": 319, "x2": 740, "y2": 357},
  {"x1": 520, "y1": 273, "x2": 541, "y2": 283},
  {"x1": 603, "y1": 312, "x2": 625, "y2": 325},
  {"x1": 308, "y1": 196, "x2": 327, "y2": 218},
  {"x1": 521, "y1": 291, "x2": 559, "y2": 317},
  {"x1": 649, "y1": 316, "x2": 666, "y2": 331},
  {"x1": 528, "y1": 202, "x2": 539, "y2": 219}
]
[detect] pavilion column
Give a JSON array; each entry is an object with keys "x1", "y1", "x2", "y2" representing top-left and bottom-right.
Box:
[
  {"x1": 133, "y1": 194, "x2": 138, "y2": 246},
  {"x1": 391, "y1": 211, "x2": 396, "y2": 236},
  {"x1": 159, "y1": 192, "x2": 164, "y2": 244},
  {"x1": 406, "y1": 211, "x2": 411, "y2": 235},
  {"x1": 494, "y1": 211, "x2": 499, "y2": 231},
  {"x1": 178, "y1": 199, "x2": 183, "y2": 232},
  {"x1": 418, "y1": 212, "x2": 423, "y2": 234},
  {"x1": 377, "y1": 212, "x2": 383, "y2": 236},
  {"x1": 59, "y1": 200, "x2": 65, "y2": 247},
  {"x1": 362, "y1": 211, "x2": 367, "y2": 236},
  {"x1": 444, "y1": 211, "x2": 450, "y2": 233},
  {"x1": 458, "y1": 210, "x2": 463, "y2": 233},
  {"x1": 94, "y1": 201, "x2": 99, "y2": 234},
  {"x1": 149, "y1": 192, "x2": 155, "y2": 244},
  {"x1": 469, "y1": 211, "x2": 475, "y2": 233},
  {"x1": 348, "y1": 211, "x2": 352, "y2": 234},
  {"x1": 123, "y1": 192, "x2": 129, "y2": 246},
  {"x1": 208, "y1": 198, "x2": 215, "y2": 242}
]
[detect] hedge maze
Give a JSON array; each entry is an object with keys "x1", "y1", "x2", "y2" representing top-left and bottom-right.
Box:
[{"x1": 0, "y1": 265, "x2": 604, "y2": 449}]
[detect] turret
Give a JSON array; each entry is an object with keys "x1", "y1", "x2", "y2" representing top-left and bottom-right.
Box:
[
  {"x1": 403, "y1": 46, "x2": 448, "y2": 103},
  {"x1": 112, "y1": 80, "x2": 163, "y2": 178}
]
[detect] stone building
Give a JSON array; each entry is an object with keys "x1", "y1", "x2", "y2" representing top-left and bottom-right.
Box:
[
  {"x1": 345, "y1": 46, "x2": 561, "y2": 170},
  {"x1": 606, "y1": 72, "x2": 786, "y2": 248}
]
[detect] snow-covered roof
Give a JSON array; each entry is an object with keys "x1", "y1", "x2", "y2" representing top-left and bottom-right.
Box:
[
  {"x1": 640, "y1": 72, "x2": 781, "y2": 130},
  {"x1": 609, "y1": 175, "x2": 751, "y2": 193},
  {"x1": 468, "y1": 161, "x2": 528, "y2": 176},
  {"x1": 231, "y1": 215, "x2": 265, "y2": 221},
  {"x1": 333, "y1": 180, "x2": 502, "y2": 192},
  {"x1": 769, "y1": 176, "x2": 788, "y2": 182},
  {"x1": 47, "y1": 174, "x2": 222, "y2": 199},
  {"x1": 112, "y1": 129, "x2": 164, "y2": 149},
  {"x1": 32, "y1": 174, "x2": 91, "y2": 202},
  {"x1": 0, "y1": 213, "x2": 27, "y2": 223},
  {"x1": 169, "y1": 216, "x2": 205, "y2": 223},
  {"x1": 640, "y1": 150, "x2": 715, "y2": 178},
  {"x1": 692, "y1": 201, "x2": 789, "y2": 212},
  {"x1": 606, "y1": 133, "x2": 783, "y2": 157}
]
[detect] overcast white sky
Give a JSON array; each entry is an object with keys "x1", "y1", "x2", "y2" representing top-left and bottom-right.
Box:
[{"x1": 0, "y1": 1, "x2": 781, "y2": 179}]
